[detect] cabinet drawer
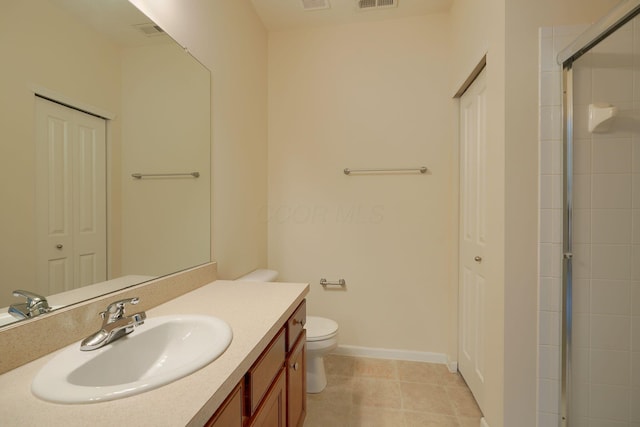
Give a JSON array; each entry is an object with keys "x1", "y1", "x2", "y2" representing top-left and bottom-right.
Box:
[
  {"x1": 286, "y1": 300, "x2": 306, "y2": 352},
  {"x1": 246, "y1": 329, "x2": 286, "y2": 416}
]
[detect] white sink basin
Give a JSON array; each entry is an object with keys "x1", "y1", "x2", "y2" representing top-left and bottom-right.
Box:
[{"x1": 32, "y1": 315, "x2": 232, "y2": 404}]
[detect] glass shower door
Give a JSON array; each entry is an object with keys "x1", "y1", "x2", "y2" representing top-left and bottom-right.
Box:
[{"x1": 566, "y1": 13, "x2": 640, "y2": 426}]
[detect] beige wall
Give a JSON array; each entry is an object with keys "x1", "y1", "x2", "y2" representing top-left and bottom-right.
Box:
[
  {"x1": 129, "y1": 0, "x2": 269, "y2": 280},
  {"x1": 0, "y1": 0, "x2": 121, "y2": 307},
  {"x1": 268, "y1": 15, "x2": 453, "y2": 354},
  {"x1": 451, "y1": 0, "x2": 618, "y2": 426},
  {"x1": 120, "y1": 43, "x2": 210, "y2": 276}
]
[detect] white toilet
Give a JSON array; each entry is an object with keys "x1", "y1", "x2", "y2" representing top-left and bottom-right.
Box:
[
  {"x1": 304, "y1": 315, "x2": 338, "y2": 393},
  {"x1": 236, "y1": 269, "x2": 339, "y2": 393}
]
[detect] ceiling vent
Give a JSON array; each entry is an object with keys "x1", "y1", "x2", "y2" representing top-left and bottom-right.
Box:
[
  {"x1": 301, "y1": 0, "x2": 331, "y2": 11},
  {"x1": 357, "y1": 0, "x2": 398, "y2": 11},
  {"x1": 133, "y1": 23, "x2": 166, "y2": 37}
]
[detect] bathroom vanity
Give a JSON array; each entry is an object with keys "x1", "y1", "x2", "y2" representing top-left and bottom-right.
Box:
[
  {"x1": 0, "y1": 280, "x2": 308, "y2": 426},
  {"x1": 208, "y1": 300, "x2": 306, "y2": 426}
]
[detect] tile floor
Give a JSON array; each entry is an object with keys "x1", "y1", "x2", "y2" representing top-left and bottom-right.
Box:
[{"x1": 305, "y1": 354, "x2": 482, "y2": 427}]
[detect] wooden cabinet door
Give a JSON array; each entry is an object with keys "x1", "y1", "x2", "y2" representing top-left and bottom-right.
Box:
[
  {"x1": 287, "y1": 331, "x2": 306, "y2": 427},
  {"x1": 248, "y1": 368, "x2": 286, "y2": 427},
  {"x1": 205, "y1": 383, "x2": 243, "y2": 427},
  {"x1": 246, "y1": 330, "x2": 286, "y2": 416}
]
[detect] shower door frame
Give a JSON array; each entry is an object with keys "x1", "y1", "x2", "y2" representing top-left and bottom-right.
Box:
[
  {"x1": 560, "y1": 63, "x2": 573, "y2": 427},
  {"x1": 558, "y1": 1, "x2": 640, "y2": 425}
]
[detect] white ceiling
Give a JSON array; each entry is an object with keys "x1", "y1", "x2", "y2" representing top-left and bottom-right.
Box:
[
  {"x1": 251, "y1": 0, "x2": 454, "y2": 32},
  {"x1": 50, "y1": 0, "x2": 170, "y2": 47}
]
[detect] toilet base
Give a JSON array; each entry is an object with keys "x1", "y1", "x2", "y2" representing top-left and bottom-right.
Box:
[{"x1": 306, "y1": 354, "x2": 327, "y2": 393}]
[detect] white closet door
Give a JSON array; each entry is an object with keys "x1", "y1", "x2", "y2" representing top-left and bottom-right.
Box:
[
  {"x1": 35, "y1": 97, "x2": 106, "y2": 294},
  {"x1": 458, "y1": 68, "x2": 487, "y2": 413}
]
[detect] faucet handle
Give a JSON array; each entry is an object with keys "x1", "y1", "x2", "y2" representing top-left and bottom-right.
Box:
[
  {"x1": 12, "y1": 290, "x2": 51, "y2": 311},
  {"x1": 100, "y1": 297, "x2": 140, "y2": 323}
]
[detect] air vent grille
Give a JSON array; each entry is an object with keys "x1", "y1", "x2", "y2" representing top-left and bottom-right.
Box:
[
  {"x1": 357, "y1": 0, "x2": 398, "y2": 10},
  {"x1": 301, "y1": 0, "x2": 330, "y2": 11},
  {"x1": 359, "y1": 0, "x2": 377, "y2": 8},
  {"x1": 134, "y1": 23, "x2": 165, "y2": 37}
]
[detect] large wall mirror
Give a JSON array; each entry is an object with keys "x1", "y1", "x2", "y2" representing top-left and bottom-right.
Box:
[{"x1": 0, "y1": 0, "x2": 211, "y2": 328}]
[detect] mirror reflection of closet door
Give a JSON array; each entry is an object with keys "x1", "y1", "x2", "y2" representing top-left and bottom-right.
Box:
[{"x1": 35, "y1": 97, "x2": 107, "y2": 294}]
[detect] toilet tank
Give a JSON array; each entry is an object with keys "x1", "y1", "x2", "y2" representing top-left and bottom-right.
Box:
[{"x1": 236, "y1": 269, "x2": 279, "y2": 282}]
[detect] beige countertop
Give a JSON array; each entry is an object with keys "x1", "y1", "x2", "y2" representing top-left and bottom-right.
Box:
[{"x1": 0, "y1": 280, "x2": 309, "y2": 427}]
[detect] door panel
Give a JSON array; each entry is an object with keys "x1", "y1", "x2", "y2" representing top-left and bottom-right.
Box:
[
  {"x1": 461, "y1": 267, "x2": 475, "y2": 362},
  {"x1": 47, "y1": 258, "x2": 70, "y2": 295},
  {"x1": 37, "y1": 104, "x2": 73, "y2": 293},
  {"x1": 74, "y1": 121, "x2": 106, "y2": 287},
  {"x1": 36, "y1": 97, "x2": 106, "y2": 293},
  {"x1": 458, "y1": 69, "x2": 487, "y2": 412}
]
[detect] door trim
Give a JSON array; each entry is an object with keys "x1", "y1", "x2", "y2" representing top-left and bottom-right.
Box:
[
  {"x1": 453, "y1": 55, "x2": 487, "y2": 99},
  {"x1": 32, "y1": 85, "x2": 115, "y2": 120}
]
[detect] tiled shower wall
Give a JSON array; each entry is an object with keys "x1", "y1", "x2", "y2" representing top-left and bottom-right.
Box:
[{"x1": 539, "y1": 22, "x2": 640, "y2": 427}]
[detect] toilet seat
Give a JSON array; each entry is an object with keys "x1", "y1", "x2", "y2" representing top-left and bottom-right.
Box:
[{"x1": 305, "y1": 316, "x2": 338, "y2": 342}]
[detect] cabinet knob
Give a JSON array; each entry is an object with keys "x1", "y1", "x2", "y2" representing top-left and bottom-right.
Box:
[
  {"x1": 474, "y1": 256, "x2": 482, "y2": 262},
  {"x1": 56, "y1": 244, "x2": 63, "y2": 249},
  {"x1": 291, "y1": 362, "x2": 299, "y2": 371},
  {"x1": 292, "y1": 318, "x2": 304, "y2": 326}
]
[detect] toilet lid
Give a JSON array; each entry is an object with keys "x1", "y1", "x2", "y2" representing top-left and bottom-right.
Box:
[{"x1": 305, "y1": 316, "x2": 338, "y2": 342}]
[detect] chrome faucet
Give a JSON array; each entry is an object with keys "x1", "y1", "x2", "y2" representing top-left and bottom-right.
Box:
[
  {"x1": 80, "y1": 297, "x2": 146, "y2": 351},
  {"x1": 9, "y1": 290, "x2": 52, "y2": 320}
]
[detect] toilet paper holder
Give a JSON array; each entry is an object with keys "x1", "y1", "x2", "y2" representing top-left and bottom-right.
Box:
[{"x1": 320, "y1": 278, "x2": 346, "y2": 287}]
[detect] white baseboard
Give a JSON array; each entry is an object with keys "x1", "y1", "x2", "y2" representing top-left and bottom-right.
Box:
[
  {"x1": 332, "y1": 345, "x2": 450, "y2": 366},
  {"x1": 480, "y1": 417, "x2": 489, "y2": 427},
  {"x1": 447, "y1": 360, "x2": 458, "y2": 373}
]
